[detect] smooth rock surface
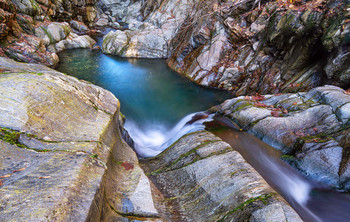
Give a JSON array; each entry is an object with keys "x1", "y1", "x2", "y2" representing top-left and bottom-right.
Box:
[
  {"x1": 213, "y1": 85, "x2": 350, "y2": 190},
  {"x1": 142, "y1": 130, "x2": 302, "y2": 221},
  {"x1": 0, "y1": 57, "x2": 159, "y2": 221},
  {"x1": 103, "y1": 28, "x2": 168, "y2": 58}
]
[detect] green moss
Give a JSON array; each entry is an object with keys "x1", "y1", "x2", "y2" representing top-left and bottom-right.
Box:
[
  {"x1": 280, "y1": 154, "x2": 295, "y2": 160},
  {"x1": 62, "y1": 25, "x2": 71, "y2": 36},
  {"x1": 29, "y1": 0, "x2": 41, "y2": 16},
  {"x1": 232, "y1": 102, "x2": 253, "y2": 113},
  {"x1": 148, "y1": 140, "x2": 221, "y2": 175},
  {"x1": 300, "y1": 132, "x2": 334, "y2": 143},
  {"x1": 0, "y1": 128, "x2": 24, "y2": 147},
  {"x1": 218, "y1": 194, "x2": 273, "y2": 222},
  {"x1": 0, "y1": 127, "x2": 44, "y2": 150},
  {"x1": 41, "y1": 27, "x2": 54, "y2": 44},
  {"x1": 90, "y1": 153, "x2": 98, "y2": 159}
]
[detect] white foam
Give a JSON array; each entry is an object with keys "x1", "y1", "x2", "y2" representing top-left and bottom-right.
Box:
[{"x1": 125, "y1": 112, "x2": 214, "y2": 157}]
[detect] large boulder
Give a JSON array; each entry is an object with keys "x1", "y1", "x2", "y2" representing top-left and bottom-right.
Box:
[
  {"x1": 142, "y1": 130, "x2": 302, "y2": 221},
  {"x1": 212, "y1": 85, "x2": 350, "y2": 190},
  {"x1": 52, "y1": 33, "x2": 96, "y2": 53},
  {"x1": 101, "y1": 0, "x2": 197, "y2": 58},
  {"x1": 34, "y1": 22, "x2": 71, "y2": 46},
  {"x1": 2, "y1": 34, "x2": 59, "y2": 67},
  {"x1": 0, "y1": 57, "x2": 159, "y2": 221},
  {"x1": 102, "y1": 29, "x2": 168, "y2": 58}
]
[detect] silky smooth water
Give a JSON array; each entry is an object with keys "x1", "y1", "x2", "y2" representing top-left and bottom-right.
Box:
[
  {"x1": 57, "y1": 49, "x2": 350, "y2": 221},
  {"x1": 206, "y1": 116, "x2": 350, "y2": 222},
  {"x1": 57, "y1": 49, "x2": 232, "y2": 156}
]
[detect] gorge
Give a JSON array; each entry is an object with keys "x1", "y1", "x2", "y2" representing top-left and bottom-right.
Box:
[{"x1": 1, "y1": 0, "x2": 350, "y2": 221}]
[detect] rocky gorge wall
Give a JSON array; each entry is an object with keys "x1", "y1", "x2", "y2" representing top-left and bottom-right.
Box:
[
  {"x1": 0, "y1": 0, "x2": 109, "y2": 67},
  {"x1": 1, "y1": 0, "x2": 349, "y2": 221},
  {"x1": 210, "y1": 85, "x2": 350, "y2": 191},
  {"x1": 0, "y1": 57, "x2": 303, "y2": 221},
  {"x1": 102, "y1": 0, "x2": 350, "y2": 95},
  {"x1": 0, "y1": 57, "x2": 160, "y2": 221}
]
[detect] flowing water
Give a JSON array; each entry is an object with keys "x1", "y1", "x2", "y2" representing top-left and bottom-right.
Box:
[
  {"x1": 205, "y1": 116, "x2": 350, "y2": 222},
  {"x1": 57, "y1": 49, "x2": 350, "y2": 221},
  {"x1": 56, "y1": 49, "x2": 232, "y2": 156}
]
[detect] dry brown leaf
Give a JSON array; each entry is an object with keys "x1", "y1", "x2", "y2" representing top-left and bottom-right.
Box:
[
  {"x1": 271, "y1": 111, "x2": 280, "y2": 117},
  {"x1": 0, "y1": 174, "x2": 12, "y2": 178},
  {"x1": 39, "y1": 176, "x2": 51, "y2": 179},
  {"x1": 13, "y1": 167, "x2": 26, "y2": 172}
]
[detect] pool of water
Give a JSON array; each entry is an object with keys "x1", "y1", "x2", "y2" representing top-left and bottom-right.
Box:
[
  {"x1": 56, "y1": 48, "x2": 350, "y2": 221},
  {"x1": 56, "y1": 49, "x2": 232, "y2": 156}
]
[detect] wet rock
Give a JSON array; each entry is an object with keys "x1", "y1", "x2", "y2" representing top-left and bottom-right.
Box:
[
  {"x1": 34, "y1": 22, "x2": 71, "y2": 46},
  {"x1": 11, "y1": 0, "x2": 42, "y2": 16},
  {"x1": 142, "y1": 130, "x2": 301, "y2": 221},
  {"x1": 155, "y1": 0, "x2": 349, "y2": 92},
  {"x1": 70, "y1": 20, "x2": 89, "y2": 33},
  {"x1": 252, "y1": 105, "x2": 340, "y2": 153},
  {"x1": 297, "y1": 140, "x2": 343, "y2": 187},
  {"x1": 3, "y1": 34, "x2": 59, "y2": 67},
  {"x1": 214, "y1": 85, "x2": 350, "y2": 190},
  {"x1": 0, "y1": 57, "x2": 159, "y2": 221},
  {"x1": 101, "y1": 0, "x2": 197, "y2": 58},
  {"x1": 53, "y1": 33, "x2": 96, "y2": 53},
  {"x1": 103, "y1": 29, "x2": 168, "y2": 58},
  {"x1": 96, "y1": 18, "x2": 109, "y2": 27}
]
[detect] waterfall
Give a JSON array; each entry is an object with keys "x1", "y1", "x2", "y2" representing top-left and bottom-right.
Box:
[{"x1": 124, "y1": 112, "x2": 214, "y2": 157}]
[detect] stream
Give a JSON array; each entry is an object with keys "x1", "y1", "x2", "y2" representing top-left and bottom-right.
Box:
[{"x1": 57, "y1": 48, "x2": 350, "y2": 221}]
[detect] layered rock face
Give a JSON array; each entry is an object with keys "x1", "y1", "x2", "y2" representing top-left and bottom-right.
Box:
[
  {"x1": 102, "y1": 0, "x2": 350, "y2": 93},
  {"x1": 211, "y1": 85, "x2": 350, "y2": 190},
  {"x1": 0, "y1": 0, "x2": 99, "y2": 67},
  {"x1": 102, "y1": 0, "x2": 199, "y2": 58},
  {"x1": 0, "y1": 56, "x2": 302, "y2": 220},
  {"x1": 142, "y1": 130, "x2": 302, "y2": 221},
  {"x1": 0, "y1": 57, "x2": 159, "y2": 221}
]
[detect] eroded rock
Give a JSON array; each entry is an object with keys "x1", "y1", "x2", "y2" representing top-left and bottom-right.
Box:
[
  {"x1": 213, "y1": 85, "x2": 350, "y2": 190},
  {"x1": 0, "y1": 57, "x2": 159, "y2": 221},
  {"x1": 142, "y1": 130, "x2": 302, "y2": 221}
]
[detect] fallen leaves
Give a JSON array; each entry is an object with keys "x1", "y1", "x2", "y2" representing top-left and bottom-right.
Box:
[
  {"x1": 0, "y1": 167, "x2": 27, "y2": 181},
  {"x1": 251, "y1": 93, "x2": 265, "y2": 101},
  {"x1": 121, "y1": 161, "x2": 134, "y2": 171},
  {"x1": 271, "y1": 111, "x2": 280, "y2": 117},
  {"x1": 13, "y1": 167, "x2": 26, "y2": 172},
  {"x1": 0, "y1": 180, "x2": 3, "y2": 187},
  {"x1": 345, "y1": 89, "x2": 350, "y2": 95},
  {"x1": 39, "y1": 176, "x2": 51, "y2": 179},
  {"x1": 0, "y1": 174, "x2": 12, "y2": 178},
  {"x1": 294, "y1": 131, "x2": 305, "y2": 137}
]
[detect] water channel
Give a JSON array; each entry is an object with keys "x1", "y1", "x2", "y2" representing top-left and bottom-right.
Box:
[{"x1": 57, "y1": 48, "x2": 350, "y2": 222}]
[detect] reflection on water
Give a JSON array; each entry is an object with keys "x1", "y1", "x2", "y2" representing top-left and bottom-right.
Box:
[
  {"x1": 56, "y1": 49, "x2": 232, "y2": 154},
  {"x1": 206, "y1": 115, "x2": 350, "y2": 222}
]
